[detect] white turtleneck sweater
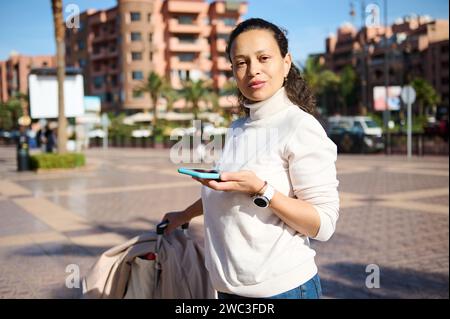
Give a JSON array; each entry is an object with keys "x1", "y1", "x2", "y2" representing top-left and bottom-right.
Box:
[{"x1": 201, "y1": 87, "x2": 339, "y2": 298}]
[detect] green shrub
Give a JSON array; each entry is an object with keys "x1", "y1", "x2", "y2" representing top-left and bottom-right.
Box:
[{"x1": 29, "y1": 153, "x2": 86, "y2": 170}]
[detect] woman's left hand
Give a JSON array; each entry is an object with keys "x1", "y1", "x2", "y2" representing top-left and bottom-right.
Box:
[{"x1": 192, "y1": 171, "x2": 265, "y2": 195}]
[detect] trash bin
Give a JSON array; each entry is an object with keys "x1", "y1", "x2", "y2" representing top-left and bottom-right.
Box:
[{"x1": 17, "y1": 131, "x2": 30, "y2": 171}]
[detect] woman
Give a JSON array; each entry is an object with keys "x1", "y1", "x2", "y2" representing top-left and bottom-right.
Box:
[{"x1": 161, "y1": 18, "x2": 339, "y2": 299}]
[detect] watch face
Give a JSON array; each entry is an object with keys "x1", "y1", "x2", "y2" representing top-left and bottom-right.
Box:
[{"x1": 253, "y1": 196, "x2": 268, "y2": 208}]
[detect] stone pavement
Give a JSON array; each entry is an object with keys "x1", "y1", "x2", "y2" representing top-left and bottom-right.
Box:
[{"x1": 0, "y1": 146, "x2": 448, "y2": 299}]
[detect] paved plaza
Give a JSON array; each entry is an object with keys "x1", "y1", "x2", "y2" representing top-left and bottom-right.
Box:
[{"x1": 0, "y1": 146, "x2": 448, "y2": 299}]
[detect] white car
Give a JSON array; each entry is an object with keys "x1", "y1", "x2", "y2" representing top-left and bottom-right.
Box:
[{"x1": 327, "y1": 116, "x2": 384, "y2": 153}]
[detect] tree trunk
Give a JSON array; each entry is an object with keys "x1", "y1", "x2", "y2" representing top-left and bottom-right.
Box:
[
  {"x1": 151, "y1": 96, "x2": 158, "y2": 128},
  {"x1": 52, "y1": 0, "x2": 67, "y2": 154}
]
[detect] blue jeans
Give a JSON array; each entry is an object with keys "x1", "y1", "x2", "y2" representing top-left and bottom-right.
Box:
[{"x1": 218, "y1": 273, "x2": 323, "y2": 299}]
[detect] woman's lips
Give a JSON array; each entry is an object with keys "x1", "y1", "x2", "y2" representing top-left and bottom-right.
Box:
[{"x1": 248, "y1": 81, "x2": 266, "y2": 90}]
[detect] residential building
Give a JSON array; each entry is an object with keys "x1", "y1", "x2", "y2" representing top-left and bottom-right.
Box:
[
  {"x1": 0, "y1": 52, "x2": 56, "y2": 103},
  {"x1": 322, "y1": 16, "x2": 449, "y2": 115},
  {"x1": 65, "y1": 0, "x2": 247, "y2": 113}
]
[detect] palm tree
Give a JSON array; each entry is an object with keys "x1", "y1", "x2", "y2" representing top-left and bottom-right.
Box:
[
  {"x1": 302, "y1": 57, "x2": 340, "y2": 114},
  {"x1": 220, "y1": 80, "x2": 238, "y2": 97},
  {"x1": 181, "y1": 79, "x2": 212, "y2": 144},
  {"x1": 161, "y1": 86, "x2": 179, "y2": 113},
  {"x1": 51, "y1": 0, "x2": 67, "y2": 154},
  {"x1": 181, "y1": 79, "x2": 211, "y2": 120},
  {"x1": 411, "y1": 77, "x2": 441, "y2": 117},
  {"x1": 338, "y1": 66, "x2": 358, "y2": 115},
  {"x1": 134, "y1": 71, "x2": 166, "y2": 127}
]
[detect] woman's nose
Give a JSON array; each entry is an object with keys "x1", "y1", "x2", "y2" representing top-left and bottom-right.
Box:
[{"x1": 247, "y1": 61, "x2": 261, "y2": 76}]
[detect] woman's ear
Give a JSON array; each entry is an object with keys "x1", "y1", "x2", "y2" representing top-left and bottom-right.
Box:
[{"x1": 284, "y1": 53, "x2": 292, "y2": 77}]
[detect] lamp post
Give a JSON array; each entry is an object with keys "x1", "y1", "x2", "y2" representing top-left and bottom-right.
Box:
[
  {"x1": 351, "y1": 0, "x2": 369, "y2": 115},
  {"x1": 382, "y1": 0, "x2": 391, "y2": 155}
]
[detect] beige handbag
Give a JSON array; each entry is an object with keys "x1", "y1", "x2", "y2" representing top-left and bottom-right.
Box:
[
  {"x1": 124, "y1": 255, "x2": 157, "y2": 298},
  {"x1": 83, "y1": 222, "x2": 215, "y2": 299}
]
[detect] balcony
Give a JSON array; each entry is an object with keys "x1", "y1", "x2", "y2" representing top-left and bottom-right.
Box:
[
  {"x1": 91, "y1": 50, "x2": 108, "y2": 60},
  {"x1": 169, "y1": 37, "x2": 208, "y2": 52},
  {"x1": 170, "y1": 56, "x2": 198, "y2": 70},
  {"x1": 167, "y1": 1, "x2": 207, "y2": 14},
  {"x1": 213, "y1": 21, "x2": 234, "y2": 35},
  {"x1": 168, "y1": 19, "x2": 202, "y2": 34},
  {"x1": 216, "y1": 39, "x2": 227, "y2": 52},
  {"x1": 214, "y1": 56, "x2": 231, "y2": 71},
  {"x1": 210, "y1": 1, "x2": 247, "y2": 16}
]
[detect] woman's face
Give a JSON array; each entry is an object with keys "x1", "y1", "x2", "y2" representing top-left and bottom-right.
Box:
[{"x1": 230, "y1": 29, "x2": 292, "y2": 103}]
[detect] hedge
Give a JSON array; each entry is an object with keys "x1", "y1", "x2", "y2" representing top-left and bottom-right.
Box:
[{"x1": 29, "y1": 153, "x2": 86, "y2": 170}]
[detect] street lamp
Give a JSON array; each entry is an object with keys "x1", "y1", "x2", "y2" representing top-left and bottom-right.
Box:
[
  {"x1": 350, "y1": 0, "x2": 369, "y2": 115},
  {"x1": 382, "y1": 0, "x2": 391, "y2": 155}
]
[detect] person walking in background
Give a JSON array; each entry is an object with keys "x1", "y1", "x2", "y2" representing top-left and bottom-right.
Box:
[
  {"x1": 44, "y1": 123, "x2": 55, "y2": 153},
  {"x1": 161, "y1": 18, "x2": 339, "y2": 299}
]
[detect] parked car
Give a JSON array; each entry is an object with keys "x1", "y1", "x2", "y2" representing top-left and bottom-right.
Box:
[{"x1": 327, "y1": 116, "x2": 385, "y2": 153}]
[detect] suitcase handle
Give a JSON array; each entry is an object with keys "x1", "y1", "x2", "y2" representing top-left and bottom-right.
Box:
[{"x1": 156, "y1": 220, "x2": 189, "y2": 235}]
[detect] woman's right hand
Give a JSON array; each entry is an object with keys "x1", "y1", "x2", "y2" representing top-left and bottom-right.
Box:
[{"x1": 160, "y1": 210, "x2": 191, "y2": 235}]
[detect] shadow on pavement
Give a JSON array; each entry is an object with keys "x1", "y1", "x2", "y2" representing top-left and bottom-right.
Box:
[{"x1": 320, "y1": 262, "x2": 449, "y2": 299}]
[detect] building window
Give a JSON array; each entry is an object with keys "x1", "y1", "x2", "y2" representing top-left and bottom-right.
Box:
[
  {"x1": 178, "y1": 35, "x2": 197, "y2": 43},
  {"x1": 130, "y1": 12, "x2": 141, "y2": 22},
  {"x1": 217, "y1": 33, "x2": 229, "y2": 41},
  {"x1": 131, "y1": 52, "x2": 142, "y2": 61},
  {"x1": 132, "y1": 71, "x2": 144, "y2": 80},
  {"x1": 149, "y1": 52, "x2": 153, "y2": 61},
  {"x1": 110, "y1": 75, "x2": 118, "y2": 87},
  {"x1": 133, "y1": 90, "x2": 144, "y2": 99},
  {"x1": 78, "y1": 59, "x2": 86, "y2": 68},
  {"x1": 93, "y1": 45, "x2": 101, "y2": 54},
  {"x1": 106, "y1": 92, "x2": 113, "y2": 103},
  {"x1": 148, "y1": 13, "x2": 152, "y2": 22},
  {"x1": 131, "y1": 32, "x2": 142, "y2": 41},
  {"x1": 93, "y1": 76, "x2": 104, "y2": 89},
  {"x1": 148, "y1": 33, "x2": 153, "y2": 42},
  {"x1": 178, "y1": 53, "x2": 196, "y2": 62},
  {"x1": 223, "y1": 18, "x2": 237, "y2": 26},
  {"x1": 178, "y1": 15, "x2": 195, "y2": 25},
  {"x1": 94, "y1": 62, "x2": 101, "y2": 72}
]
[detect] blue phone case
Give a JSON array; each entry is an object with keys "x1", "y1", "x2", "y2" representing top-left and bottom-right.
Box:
[{"x1": 178, "y1": 168, "x2": 221, "y2": 180}]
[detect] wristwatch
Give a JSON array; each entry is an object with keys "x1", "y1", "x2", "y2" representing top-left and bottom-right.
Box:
[{"x1": 252, "y1": 182, "x2": 275, "y2": 208}]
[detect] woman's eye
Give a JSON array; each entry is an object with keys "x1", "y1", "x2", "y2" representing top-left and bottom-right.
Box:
[
  {"x1": 260, "y1": 56, "x2": 270, "y2": 62},
  {"x1": 235, "y1": 61, "x2": 246, "y2": 67}
]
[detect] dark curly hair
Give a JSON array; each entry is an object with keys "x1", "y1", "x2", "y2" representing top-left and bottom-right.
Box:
[{"x1": 226, "y1": 18, "x2": 316, "y2": 116}]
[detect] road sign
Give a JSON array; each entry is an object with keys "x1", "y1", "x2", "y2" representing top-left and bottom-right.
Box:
[
  {"x1": 401, "y1": 86, "x2": 416, "y2": 104},
  {"x1": 401, "y1": 86, "x2": 416, "y2": 159}
]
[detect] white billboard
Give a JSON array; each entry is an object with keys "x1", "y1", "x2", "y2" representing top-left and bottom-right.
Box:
[
  {"x1": 373, "y1": 86, "x2": 402, "y2": 111},
  {"x1": 29, "y1": 74, "x2": 85, "y2": 119}
]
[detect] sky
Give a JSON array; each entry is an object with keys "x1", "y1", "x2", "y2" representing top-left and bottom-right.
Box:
[{"x1": 0, "y1": 0, "x2": 448, "y2": 64}]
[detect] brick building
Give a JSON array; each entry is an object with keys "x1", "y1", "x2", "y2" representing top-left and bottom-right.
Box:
[
  {"x1": 65, "y1": 0, "x2": 247, "y2": 113},
  {"x1": 0, "y1": 52, "x2": 56, "y2": 103},
  {"x1": 322, "y1": 16, "x2": 449, "y2": 115}
]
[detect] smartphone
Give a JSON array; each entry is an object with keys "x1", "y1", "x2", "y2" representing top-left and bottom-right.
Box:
[{"x1": 178, "y1": 168, "x2": 221, "y2": 180}]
